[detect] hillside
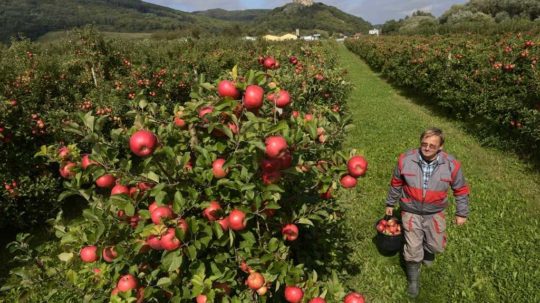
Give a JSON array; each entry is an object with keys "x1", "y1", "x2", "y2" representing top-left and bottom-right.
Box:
[
  {"x1": 251, "y1": 3, "x2": 372, "y2": 35},
  {"x1": 0, "y1": 0, "x2": 372, "y2": 43},
  {"x1": 0, "y1": 0, "x2": 227, "y2": 43}
]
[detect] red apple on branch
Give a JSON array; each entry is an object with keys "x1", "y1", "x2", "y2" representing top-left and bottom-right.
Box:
[
  {"x1": 344, "y1": 292, "x2": 365, "y2": 303},
  {"x1": 218, "y1": 80, "x2": 240, "y2": 99},
  {"x1": 203, "y1": 201, "x2": 222, "y2": 221},
  {"x1": 96, "y1": 174, "x2": 116, "y2": 188},
  {"x1": 212, "y1": 158, "x2": 229, "y2": 179},
  {"x1": 243, "y1": 85, "x2": 264, "y2": 110},
  {"x1": 340, "y1": 175, "x2": 357, "y2": 188},
  {"x1": 265, "y1": 136, "x2": 288, "y2": 158},
  {"x1": 284, "y1": 286, "x2": 304, "y2": 303},
  {"x1": 129, "y1": 130, "x2": 158, "y2": 157},
  {"x1": 151, "y1": 206, "x2": 174, "y2": 224},
  {"x1": 246, "y1": 272, "x2": 265, "y2": 290},
  {"x1": 80, "y1": 245, "x2": 98, "y2": 263},
  {"x1": 117, "y1": 274, "x2": 138, "y2": 292},
  {"x1": 347, "y1": 156, "x2": 368, "y2": 177},
  {"x1": 282, "y1": 224, "x2": 299, "y2": 241},
  {"x1": 102, "y1": 246, "x2": 118, "y2": 263},
  {"x1": 228, "y1": 209, "x2": 247, "y2": 231}
]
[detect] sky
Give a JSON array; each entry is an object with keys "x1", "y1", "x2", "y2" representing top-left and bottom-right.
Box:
[{"x1": 143, "y1": 0, "x2": 469, "y2": 24}]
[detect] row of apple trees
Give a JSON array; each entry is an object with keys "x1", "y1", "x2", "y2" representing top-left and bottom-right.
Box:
[
  {"x1": 0, "y1": 29, "x2": 368, "y2": 302},
  {"x1": 345, "y1": 33, "x2": 540, "y2": 160}
]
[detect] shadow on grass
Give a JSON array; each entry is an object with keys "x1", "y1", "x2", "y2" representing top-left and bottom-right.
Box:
[{"x1": 0, "y1": 195, "x2": 87, "y2": 285}]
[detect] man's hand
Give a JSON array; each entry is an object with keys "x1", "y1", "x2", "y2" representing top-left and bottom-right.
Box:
[
  {"x1": 385, "y1": 207, "x2": 394, "y2": 216},
  {"x1": 455, "y1": 216, "x2": 467, "y2": 225}
]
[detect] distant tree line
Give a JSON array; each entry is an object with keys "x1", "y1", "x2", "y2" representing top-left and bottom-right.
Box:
[{"x1": 380, "y1": 0, "x2": 540, "y2": 35}]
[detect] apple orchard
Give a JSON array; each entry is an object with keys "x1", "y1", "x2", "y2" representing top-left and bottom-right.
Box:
[{"x1": 1, "y1": 31, "x2": 368, "y2": 302}]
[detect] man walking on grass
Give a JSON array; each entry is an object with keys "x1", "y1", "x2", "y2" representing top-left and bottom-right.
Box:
[{"x1": 384, "y1": 127, "x2": 470, "y2": 298}]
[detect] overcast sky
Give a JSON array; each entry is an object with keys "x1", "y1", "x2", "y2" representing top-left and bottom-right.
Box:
[{"x1": 143, "y1": 0, "x2": 468, "y2": 24}]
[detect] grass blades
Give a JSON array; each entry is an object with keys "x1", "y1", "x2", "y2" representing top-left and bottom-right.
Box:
[{"x1": 336, "y1": 44, "x2": 540, "y2": 303}]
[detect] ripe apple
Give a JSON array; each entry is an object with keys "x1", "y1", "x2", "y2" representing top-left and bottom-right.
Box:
[
  {"x1": 117, "y1": 274, "x2": 138, "y2": 292},
  {"x1": 228, "y1": 209, "x2": 247, "y2": 231},
  {"x1": 160, "y1": 228, "x2": 181, "y2": 251},
  {"x1": 173, "y1": 116, "x2": 186, "y2": 128},
  {"x1": 58, "y1": 146, "x2": 70, "y2": 159},
  {"x1": 228, "y1": 122, "x2": 239, "y2": 134},
  {"x1": 320, "y1": 187, "x2": 333, "y2": 199},
  {"x1": 203, "y1": 201, "x2": 222, "y2": 221},
  {"x1": 304, "y1": 113, "x2": 314, "y2": 121},
  {"x1": 256, "y1": 285, "x2": 268, "y2": 296},
  {"x1": 347, "y1": 156, "x2": 368, "y2": 178},
  {"x1": 272, "y1": 90, "x2": 291, "y2": 108},
  {"x1": 96, "y1": 174, "x2": 116, "y2": 188},
  {"x1": 246, "y1": 272, "x2": 265, "y2": 290},
  {"x1": 218, "y1": 217, "x2": 230, "y2": 231},
  {"x1": 261, "y1": 158, "x2": 282, "y2": 172},
  {"x1": 218, "y1": 80, "x2": 240, "y2": 99},
  {"x1": 280, "y1": 151, "x2": 293, "y2": 169},
  {"x1": 292, "y1": 111, "x2": 299, "y2": 118},
  {"x1": 240, "y1": 260, "x2": 251, "y2": 273},
  {"x1": 198, "y1": 106, "x2": 214, "y2": 120},
  {"x1": 102, "y1": 246, "x2": 118, "y2": 262},
  {"x1": 111, "y1": 184, "x2": 129, "y2": 196},
  {"x1": 129, "y1": 130, "x2": 158, "y2": 157},
  {"x1": 212, "y1": 158, "x2": 228, "y2": 179},
  {"x1": 282, "y1": 224, "x2": 299, "y2": 241},
  {"x1": 263, "y1": 56, "x2": 277, "y2": 69},
  {"x1": 137, "y1": 182, "x2": 154, "y2": 191},
  {"x1": 146, "y1": 235, "x2": 163, "y2": 250},
  {"x1": 284, "y1": 286, "x2": 304, "y2": 303},
  {"x1": 309, "y1": 298, "x2": 326, "y2": 303},
  {"x1": 344, "y1": 292, "x2": 365, "y2": 303},
  {"x1": 59, "y1": 162, "x2": 77, "y2": 179},
  {"x1": 196, "y1": 294, "x2": 207, "y2": 303},
  {"x1": 265, "y1": 136, "x2": 288, "y2": 158},
  {"x1": 81, "y1": 154, "x2": 97, "y2": 169},
  {"x1": 80, "y1": 245, "x2": 98, "y2": 263},
  {"x1": 151, "y1": 206, "x2": 174, "y2": 224},
  {"x1": 340, "y1": 175, "x2": 357, "y2": 188},
  {"x1": 243, "y1": 85, "x2": 264, "y2": 110},
  {"x1": 262, "y1": 170, "x2": 281, "y2": 185},
  {"x1": 177, "y1": 218, "x2": 189, "y2": 234}
]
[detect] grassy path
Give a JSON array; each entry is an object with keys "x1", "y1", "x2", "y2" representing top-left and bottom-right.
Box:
[{"x1": 335, "y1": 45, "x2": 540, "y2": 302}]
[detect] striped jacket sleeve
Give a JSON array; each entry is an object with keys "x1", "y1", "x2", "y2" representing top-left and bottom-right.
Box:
[
  {"x1": 385, "y1": 162, "x2": 403, "y2": 207},
  {"x1": 450, "y1": 159, "x2": 470, "y2": 217}
]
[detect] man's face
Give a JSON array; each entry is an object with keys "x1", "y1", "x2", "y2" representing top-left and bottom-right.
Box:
[{"x1": 420, "y1": 135, "x2": 442, "y2": 160}]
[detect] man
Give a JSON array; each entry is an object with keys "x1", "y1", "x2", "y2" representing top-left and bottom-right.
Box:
[{"x1": 384, "y1": 127, "x2": 470, "y2": 298}]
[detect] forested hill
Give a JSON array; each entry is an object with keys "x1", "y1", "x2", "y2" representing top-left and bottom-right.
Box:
[{"x1": 0, "y1": 0, "x2": 372, "y2": 43}]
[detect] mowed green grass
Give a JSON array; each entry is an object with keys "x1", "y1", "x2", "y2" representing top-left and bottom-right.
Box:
[{"x1": 335, "y1": 44, "x2": 540, "y2": 303}]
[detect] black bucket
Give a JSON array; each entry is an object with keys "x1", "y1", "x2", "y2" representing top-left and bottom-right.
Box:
[{"x1": 374, "y1": 216, "x2": 404, "y2": 252}]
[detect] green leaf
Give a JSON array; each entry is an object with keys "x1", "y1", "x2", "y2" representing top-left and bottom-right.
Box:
[
  {"x1": 157, "y1": 277, "x2": 172, "y2": 287},
  {"x1": 83, "y1": 112, "x2": 95, "y2": 132},
  {"x1": 298, "y1": 218, "x2": 314, "y2": 226},
  {"x1": 58, "y1": 252, "x2": 74, "y2": 262},
  {"x1": 139, "y1": 98, "x2": 148, "y2": 110}
]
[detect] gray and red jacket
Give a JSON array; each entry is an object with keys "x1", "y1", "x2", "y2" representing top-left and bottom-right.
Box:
[{"x1": 385, "y1": 149, "x2": 470, "y2": 217}]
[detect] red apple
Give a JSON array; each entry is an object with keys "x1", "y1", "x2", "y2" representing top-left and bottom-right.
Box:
[
  {"x1": 263, "y1": 56, "x2": 277, "y2": 69},
  {"x1": 80, "y1": 245, "x2": 98, "y2": 263},
  {"x1": 304, "y1": 113, "x2": 314, "y2": 121},
  {"x1": 243, "y1": 85, "x2": 264, "y2": 110},
  {"x1": 218, "y1": 217, "x2": 230, "y2": 231},
  {"x1": 262, "y1": 170, "x2": 281, "y2": 185},
  {"x1": 96, "y1": 174, "x2": 116, "y2": 188},
  {"x1": 272, "y1": 90, "x2": 291, "y2": 108},
  {"x1": 146, "y1": 235, "x2": 163, "y2": 250},
  {"x1": 212, "y1": 158, "x2": 228, "y2": 179},
  {"x1": 280, "y1": 151, "x2": 293, "y2": 169},
  {"x1": 130, "y1": 130, "x2": 158, "y2": 157},
  {"x1": 284, "y1": 286, "x2": 304, "y2": 303},
  {"x1": 261, "y1": 158, "x2": 282, "y2": 172},
  {"x1": 340, "y1": 175, "x2": 357, "y2": 188},
  {"x1": 282, "y1": 224, "x2": 299, "y2": 241},
  {"x1": 59, "y1": 162, "x2": 77, "y2": 179},
  {"x1": 137, "y1": 182, "x2": 154, "y2": 191},
  {"x1": 160, "y1": 228, "x2": 181, "y2": 251},
  {"x1": 265, "y1": 136, "x2": 288, "y2": 158},
  {"x1": 174, "y1": 116, "x2": 186, "y2": 128},
  {"x1": 196, "y1": 295, "x2": 207, "y2": 303},
  {"x1": 228, "y1": 209, "x2": 247, "y2": 231},
  {"x1": 343, "y1": 292, "x2": 365, "y2": 303},
  {"x1": 117, "y1": 274, "x2": 138, "y2": 292},
  {"x1": 198, "y1": 106, "x2": 214, "y2": 121},
  {"x1": 102, "y1": 246, "x2": 118, "y2": 263},
  {"x1": 256, "y1": 285, "x2": 268, "y2": 296},
  {"x1": 309, "y1": 298, "x2": 326, "y2": 303},
  {"x1": 228, "y1": 122, "x2": 239, "y2": 134},
  {"x1": 246, "y1": 272, "x2": 265, "y2": 290},
  {"x1": 111, "y1": 184, "x2": 129, "y2": 196},
  {"x1": 151, "y1": 206, "x2": 173, "y2": 224},
  {"x1": 347, "y1": 156, "x2": 368, "y2": 178},
  {"x1": 203, "y1": 201, "x2": 222, "y2": 221},
  {"x1": 58, "y1": 146, "x2": 70, "y2": 159},
  {"x1": 81, "y1": 154, "x2": 97, "y2": 169},
  {"x1": 218, "y1": 80, "x2": 240, "y2": 99},
  {"x1": 177, "y1": 218, "x2": 189, "y2": 234}
]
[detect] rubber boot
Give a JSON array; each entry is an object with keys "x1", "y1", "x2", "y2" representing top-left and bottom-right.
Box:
[
  {"x1": 406, "y1": 262, "x2": 421, "y2": 298},
  {"x1": 423, "y1": 249, "x2": 435, "y2": 267}
]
